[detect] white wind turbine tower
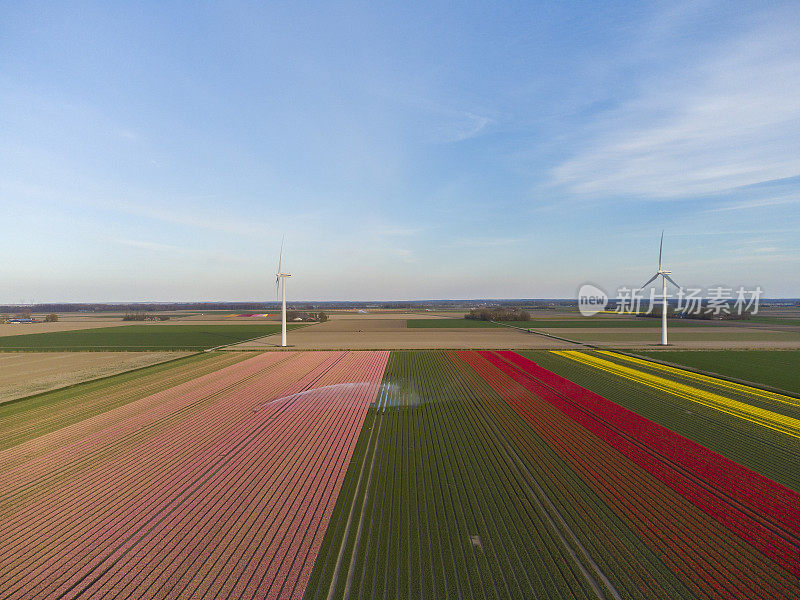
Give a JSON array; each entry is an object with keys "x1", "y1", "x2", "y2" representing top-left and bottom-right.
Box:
[
  {"x1": 275, "y1": 238, "x2": 291, "y2": 347},
  {"x1": 640, "y1": 231, "x2": 679, "y2": 345}
]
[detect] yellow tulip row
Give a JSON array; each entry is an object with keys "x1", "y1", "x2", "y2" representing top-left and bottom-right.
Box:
[
  {"x1": 598, "y1": 351, "x2": 800, "y2": 410},
  {"x1": 551, "y1": 351, "x2": 800, "y2": 440}
]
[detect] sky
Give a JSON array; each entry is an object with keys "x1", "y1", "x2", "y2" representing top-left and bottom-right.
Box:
[{"x1": 1, "y1": 1, "x2": 799, "y2": 302}]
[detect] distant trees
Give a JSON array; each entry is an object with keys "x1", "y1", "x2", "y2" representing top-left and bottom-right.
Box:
[
  {"x1": 123, "y1": 312, "x2": 169, "y2": 321},
  {"x1": 44, "y1": 314, "x2": 59, "y2": 322},
  {"x1": 465, "y1": 308, "x2": 531, "y2": 322}
]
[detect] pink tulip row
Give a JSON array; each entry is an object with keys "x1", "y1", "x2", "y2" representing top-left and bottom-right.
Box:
[
  {"x1": 0, "y1": 352, "x2": 278, "y2": 492},
  {"x1": 0, "y1": 350, "x2": 389, "y2": 600},
  {"x1": 0, "y1": 353, "x2": 246, "y2": 457},
  {"x1": 1, "y1": 351, "x2": 331, "y2": 597}
]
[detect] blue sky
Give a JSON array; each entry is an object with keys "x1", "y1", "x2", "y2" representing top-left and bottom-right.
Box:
[{"x1": 1, "y1": 1, "x2": 798, "y2": 301}]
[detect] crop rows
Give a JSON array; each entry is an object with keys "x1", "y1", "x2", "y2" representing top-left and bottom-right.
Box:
[
  {"x1": 4, "y1": 349, "x2": 798, "y2": 599},
  {"x1": 475, "y1": 350, "x2": 800, "y2": 599},
  {"x1": 310, "y1": 350, "x2": 800, "y2": 599},
  {"x1": 635, "y1": 349, "x2": 800, "y2": 393},
  {"x1": 0, "y1": 351, "x2": 249, "y2": 452},
  {"x1": 0, "y1": 350, "x2": 389, "y2": 600},
  {"x1": 554, "y1": 351, "x2": 800, "y2": 438},
  {"x1": 598, "y1": 351, "x2": 800, "y2": 416},
  {"x1": 528, "y1": 349, "x2": 800, "y2": 492},
  {"x1": 311, "y1": 351, "x2": 702, "y2": 599}
]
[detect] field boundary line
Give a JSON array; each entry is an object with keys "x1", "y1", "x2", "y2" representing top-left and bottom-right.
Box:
[
  {"x1": 319, "y1": 407, "x2": 379, "y2": 599},
  {"x1": 490, "y1": 321, "x2": 589, "y2": 346}
]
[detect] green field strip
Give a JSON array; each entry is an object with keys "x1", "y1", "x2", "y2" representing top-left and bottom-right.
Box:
[
  {"x1": 0, "y1": 324, "x2": 304, "y2": 351},
  {"x1": 405, "y1": 319, "x2": 500, "y2": 328},
  {"x1": 634, "y1": 350, "x2": 800, "y2": 395},
  {"x1": 0, "y1": 352, "x2": 254, "y2": 451},
  {"x1": 524, "y1": 351, "x2": 800, "y2": 492}
]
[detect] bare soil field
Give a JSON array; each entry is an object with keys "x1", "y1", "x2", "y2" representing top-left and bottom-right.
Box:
[
  {"x1": 229, "y1": 314, "x2": 574, "y2": 349},
  {"x1": 0, "y1": 352, "x2": 190, "y2": 402}
]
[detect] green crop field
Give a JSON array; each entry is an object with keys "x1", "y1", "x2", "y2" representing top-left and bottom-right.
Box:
[
  {"x1": 0, "y1": 323, "x2": 303, "y2": 351},
  {"x1": 635, "y1": 349, "x2": 800, "y2": 393},
  {"x1": 405, "y1": 318, "x2": 499, "y2": 328},
  {"x1": 308, "y1": 351, "x2": 696, "y2": 599},
  {"x1": 527, "y1": 350, "x2": 800, "y2": 491}
]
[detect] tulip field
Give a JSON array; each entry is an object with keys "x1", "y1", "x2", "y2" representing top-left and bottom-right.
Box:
[
  {"x1": 2, "y1": 349, "x2": 799, "y2": 599},
  {"x1": 0, "y1": 351, "x2": 388, "y2": 600}
]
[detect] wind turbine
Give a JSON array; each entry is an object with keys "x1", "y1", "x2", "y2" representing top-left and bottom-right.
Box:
[
  {"x1": 640, "y1": 231, "x2": 679, "y2": 345},
  {"x1": 275, "y1": 237, "x2": 291, "y2": 347}
]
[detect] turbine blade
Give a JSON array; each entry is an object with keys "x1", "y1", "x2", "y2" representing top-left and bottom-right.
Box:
[
  {"x1": 663, "y1": 274, "x2": 679, "y2": 288},
  {"x1": 277, "y1": 235, "x2": 284, "y2": 275},
  {"x1": 640, "y1": 273, "x2": 659, "y2": 289},
  {"x1": 658, "y1": 230, "x2": 663, "y2": 270}
]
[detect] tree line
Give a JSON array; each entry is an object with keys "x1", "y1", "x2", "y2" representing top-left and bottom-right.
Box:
[{"x1": 465, "y1": 308, "x2": 531, "y2": 321}]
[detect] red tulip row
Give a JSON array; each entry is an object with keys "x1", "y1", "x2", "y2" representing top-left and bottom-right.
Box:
[
  {"x1": 0, "y1": 350, "x2": 389, "y2": 600},
  {"x1": 458, "y1": 350, "x2": 800, "y2": 599},
  {"x1": 498, "y1": 350, "x2": 800, "y2": 532},
  {"x1": 489, "y1": 350, "x2": 800, "y2": 579}
]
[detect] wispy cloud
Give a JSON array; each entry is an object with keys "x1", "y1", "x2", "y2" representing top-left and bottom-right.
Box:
[
  {"x1": 702, "y1": 194, "x2": 799, "y2": 213},
  {"x1": 552, "y1": 15, "x2": 800, "y2": 198},
  {"x1": 447, "y1": 112, "x2": 493, "y2": 142}
]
